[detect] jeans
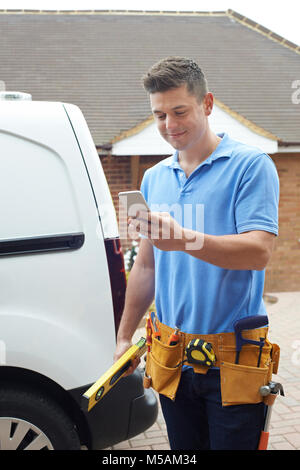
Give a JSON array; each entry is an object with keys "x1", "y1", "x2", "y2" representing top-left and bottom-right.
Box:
[{"x1": 159, "y1": 368, "x2": 266, "y2": 450}]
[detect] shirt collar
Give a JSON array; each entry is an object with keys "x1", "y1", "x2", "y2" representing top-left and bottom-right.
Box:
[{"x1": 163, "y1": 132, "x2": 233, "y2": 168}]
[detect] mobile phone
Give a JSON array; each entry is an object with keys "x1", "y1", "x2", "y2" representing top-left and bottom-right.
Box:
[{"x1": 118, "y1": 190, "x2": 150, "y2": 217}]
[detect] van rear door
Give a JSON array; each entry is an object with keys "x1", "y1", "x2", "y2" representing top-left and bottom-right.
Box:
[{"x1": 63, "y1": 104, "x2": 126, "y2": 334}]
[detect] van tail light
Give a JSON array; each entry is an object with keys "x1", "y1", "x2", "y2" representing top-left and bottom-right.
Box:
[{"x1": 104, "y1": 238, "x2": 126, "y2": 337}]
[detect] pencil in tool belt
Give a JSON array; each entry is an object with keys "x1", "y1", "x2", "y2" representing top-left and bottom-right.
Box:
[
  {"x1": 150, "y1": 311, "x2": 161, "y2": 340},
  {"x1": 167, "y1": 327, "x2": 180, "y2": 346},
  {"x1": 146, "y1": 316, "x2": 152, "y2": 352}
]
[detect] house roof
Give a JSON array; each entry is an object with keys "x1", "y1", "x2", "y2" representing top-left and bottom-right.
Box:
[{"x1": 0, "y1": 9, "x2": 299, "y2": 148}]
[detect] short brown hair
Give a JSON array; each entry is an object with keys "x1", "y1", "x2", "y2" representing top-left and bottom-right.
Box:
[{"x1": 143, "y1": 56, "x2": 208, "y2": 102}]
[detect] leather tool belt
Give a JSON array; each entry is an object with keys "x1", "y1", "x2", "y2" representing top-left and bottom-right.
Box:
[{"x1": 144, "y1": 320, "x2": 280, "y2": 406}]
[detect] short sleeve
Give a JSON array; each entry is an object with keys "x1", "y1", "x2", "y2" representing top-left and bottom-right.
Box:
[
  {"x1": 140, "y1": 171, "x2": 149, "y2": 202},
  {"x1": 235, "y1": 154, "x2": 279, "y2": 235}
]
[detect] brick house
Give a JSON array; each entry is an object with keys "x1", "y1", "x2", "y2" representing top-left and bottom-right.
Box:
[{"x1": 0, "y1": 9, "x2": 299, "y2": 292}]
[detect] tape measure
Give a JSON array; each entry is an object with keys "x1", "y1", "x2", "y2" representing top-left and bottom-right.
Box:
[{"x1": 186, "y1": 339, "x2": 216, "y2": 367}]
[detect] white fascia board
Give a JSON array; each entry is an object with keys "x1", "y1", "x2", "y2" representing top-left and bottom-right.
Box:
[
  {"x1": 112, "y1": 104, "x2": 278, "y2": 156},
  {"x1": 112, "y1": 121, "x2": 173, "y2": 156},
  {"x1": 277, "y1": 146, "x2": 300, "y2": 153},
  {"x1": 209, "y1": 106, "x2": 278, "y2": 154}
]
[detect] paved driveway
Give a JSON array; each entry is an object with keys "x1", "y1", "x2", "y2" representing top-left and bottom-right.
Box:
[{"x1": 108, "y1": 292, "x2": 300, "y2": 451}]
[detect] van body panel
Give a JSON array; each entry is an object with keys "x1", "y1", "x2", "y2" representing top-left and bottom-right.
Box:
[
  {"x1": 63, "y1": 103, "x2": 119, "y2": 240},
  {"x1": 69, "y1": 370, "x2": 158, "y2": 449},
  {"x1": 0, "y1": 99, "x2": 157, "y2": 449},
  {"x1": 0, "y1": 101, "x2": 116, "y2": 388},
  {"x1": 0, "y1": 311, "x2": 116, "y2": 389}
]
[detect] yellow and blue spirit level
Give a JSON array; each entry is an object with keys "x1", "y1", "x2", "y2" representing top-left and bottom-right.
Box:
[{"x1": 82, "y1": 337, "x2": 147, "y2": 412}]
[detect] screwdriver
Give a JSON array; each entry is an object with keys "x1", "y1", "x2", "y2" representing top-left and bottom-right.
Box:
[
  {"x1": 167, "y1": 327, "x2": 180, "y2": 346},
  {"x1": 150, "y1": 311, "x2": 161, "y2": 341}
]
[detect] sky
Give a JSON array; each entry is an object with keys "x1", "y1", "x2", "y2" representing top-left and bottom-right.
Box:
[{"x1": 0, "y1": 0, "x2": 299, "y2": 47}]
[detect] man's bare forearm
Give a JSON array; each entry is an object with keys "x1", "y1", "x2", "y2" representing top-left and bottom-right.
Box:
[
  {"x1": 117, "y1": 262, "x2": 155, "y2": 342},
  {"x1": 182, "y1": 229, "x2": 275, "y2": 270},
  {"x1": 133, "y1": 212, "x2": 275, "y2": 271}
]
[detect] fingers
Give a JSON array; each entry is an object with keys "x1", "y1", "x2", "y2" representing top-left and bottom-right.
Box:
[
  {"x1": 129, "y1": 211, "x2": 166, "y2": 239},
  {"x1": 114, "y1": 341, "x2": 141, "y2": 378},
  {"x1": 128, "y1": 212, "x2": 150, "y2": 239},
  {"x1": 114, "y1": 340, "x2": 132, "y2": 363},
  {"x1": 123, "y1": 357, "x2": 141, "y2": 377}
]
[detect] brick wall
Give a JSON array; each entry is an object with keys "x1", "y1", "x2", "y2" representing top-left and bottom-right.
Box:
[
  {"x1": 265, "y1": 154, "x2": 300, "y2": 292},
  {"x1": 100, "y1": 154, "x2": 131, "y2": 207},
  {"x1": 101, "y1": 155, "x2": 166, "y2": 252},
  {"x1": 100, "y1": 153, "x2": 300, "y2": 293},
  {"x1": 100, "y1": 154, "x2": 132, "y2": 251}
]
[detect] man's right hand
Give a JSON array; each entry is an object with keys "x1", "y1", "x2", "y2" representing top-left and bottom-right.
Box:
[
  {"x1": 114, "y1": 339, "x2": 141, "y2": 377},
  {"x1": 113, "y1": 238, "x2": 155, "y2": 378}
]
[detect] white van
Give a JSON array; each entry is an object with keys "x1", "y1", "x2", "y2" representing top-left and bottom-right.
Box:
[{"x1": 0, "y1": 92, "x2": 157, "y2": 450}]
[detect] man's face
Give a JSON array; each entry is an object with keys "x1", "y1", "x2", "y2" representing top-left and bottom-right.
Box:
[{"x1": 150, "y1": 84, "x2": 213, "y2": 152}]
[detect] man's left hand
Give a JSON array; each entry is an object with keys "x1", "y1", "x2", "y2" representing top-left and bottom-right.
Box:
[{"x1": 129, "y1": 211, "x2": 190, "y2": 251}]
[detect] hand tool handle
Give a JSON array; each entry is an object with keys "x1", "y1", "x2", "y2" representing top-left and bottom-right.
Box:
[
  {"x1": 258, "y1": 431, "x2": 269, "y2": 450},
  {"x1": 146, "y1": 317, "x2": 152, "y2": 352},
  {"x1": 150, "y1": 311, "x2": 161, "y2": 340},
  {"x1": 234, "y1": 315, "x2": 268, "y2": 352},
  {"x1": 258, "y1": 380, "x2": 283, "y2": 450},
  {"x1": 167, "y1": 327, "x2": 180, "y2": 346}
]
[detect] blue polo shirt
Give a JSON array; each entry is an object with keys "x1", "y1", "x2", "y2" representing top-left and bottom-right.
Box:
[{"x1": 140, "y1": 133, "x2": 279, "y2": 334}]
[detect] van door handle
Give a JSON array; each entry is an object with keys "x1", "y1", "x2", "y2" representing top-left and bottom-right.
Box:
[{"x1": 0, "y1": 232, "x2": 85, "y2": 256}]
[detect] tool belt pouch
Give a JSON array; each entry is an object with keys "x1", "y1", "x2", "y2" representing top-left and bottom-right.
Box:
[
  {"x1": 271, "y1": 343, "x2": 280, "y2": 374},
  {"x1": 220, "y1": 362, "x2": 270, "y2": 406},
  {"x1": 219, "y1": 337, "x2": 280, "y2": 407},
  {"x1": 144, "y1": 320, "x2": 281, "y2": 406},
  {"x1": 145, "y1": 337, "x2": 183, "y2": 401}
]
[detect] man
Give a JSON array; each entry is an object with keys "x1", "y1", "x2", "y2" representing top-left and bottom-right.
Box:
[{"x1": 114, "y1": 57, "x2": 279, "y2": 450}]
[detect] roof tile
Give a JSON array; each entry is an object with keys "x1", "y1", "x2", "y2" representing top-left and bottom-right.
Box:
[{"x1": 0, "y1": 10, "x2": 299, "y2": 145}]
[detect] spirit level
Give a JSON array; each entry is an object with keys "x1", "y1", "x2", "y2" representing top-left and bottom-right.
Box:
[{"x1": 82, "y1": 337, "x2": 147, "y2": 411}]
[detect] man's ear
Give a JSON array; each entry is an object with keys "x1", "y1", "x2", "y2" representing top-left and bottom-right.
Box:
[{"x1": 202, "y1": 92, "x2": 214, "y2": 116}]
